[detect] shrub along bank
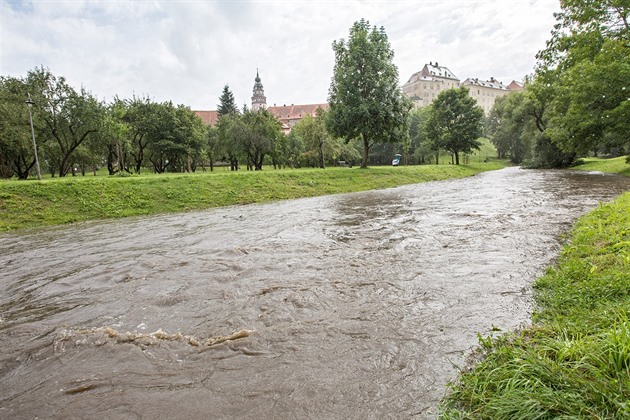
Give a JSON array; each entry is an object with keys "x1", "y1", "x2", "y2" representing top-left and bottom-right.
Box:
[
  {"x1": 441, "y1": 157, "x2": 630, "y2": 419},
  {"x1": 0, "y1": 161, "x2": 506, "y2": 232}
]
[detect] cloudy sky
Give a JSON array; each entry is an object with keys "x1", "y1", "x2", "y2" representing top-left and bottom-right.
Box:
[{"x1": 2, "y1": 0, "x2": 560, "y2": 110}]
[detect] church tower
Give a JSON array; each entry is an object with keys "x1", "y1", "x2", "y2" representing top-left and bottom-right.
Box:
[{"x1": 251, "y1": 69, "x2": 267, "y2": 111}]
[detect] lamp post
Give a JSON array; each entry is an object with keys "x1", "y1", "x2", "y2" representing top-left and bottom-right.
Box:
[{"x1": 26, "y1": 93, "x2": 42, "y2": 180}]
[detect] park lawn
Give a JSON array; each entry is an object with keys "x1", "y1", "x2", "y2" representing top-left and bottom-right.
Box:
[
  {"x1": 0, "y1": 160, "x2": 506, "y2": 232},
  {"x1": 573, "y1": 156, "x2": 630, "y2": 177},
  {"x1": 441, "y1": 156, "x2": 630, "y2": 419}
]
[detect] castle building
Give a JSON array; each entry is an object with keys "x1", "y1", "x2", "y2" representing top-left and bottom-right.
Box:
[
  {"x1": 194, "y1": 71, "x2": 327, "y2": 134},
  {"x1": 402, "y1": 62, "x2": 523, "y2": 114},
  {"x1": 461, "y1": 77, "x2": 510, "y2": 114},
  {"x1": 401, "y1": 62, "x2": 460, "y2": 108}
]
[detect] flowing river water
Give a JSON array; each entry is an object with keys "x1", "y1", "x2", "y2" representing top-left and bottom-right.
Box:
[{"x1": 2, "y1": 167, "x2": 630, "y2": 419}]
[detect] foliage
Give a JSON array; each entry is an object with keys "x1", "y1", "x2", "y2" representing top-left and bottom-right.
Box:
[
  {"x1": 0, "y1": 161, "x2": 507, "y2": 232},
  {"x1": 217, "y1": 84, "x2": 239, "y2": 117},
  {"x1": 441, "y1": 160, "x2": 630, "y2": 418},
  {"x1": 28, "y1": 67, "x2": 105, "y2": 177},
  {"x1": 485, "y1": 92, "x2": 533, "y2": 164},
  {"x1": 291, "y1": 111, "x2": 329, "y2": 168},
  {"x1": 289, "y1": 109, "x2": 362, "y2": 168},
  {"x1": 546, "y1": 38, "x2": 630, "y2": 156},
  {"x1": 239, "y1": 109, "x2": 282, "y2": 170},
  {"x1": 0, "y1": 75, "x2": 42, "y2": 179},
  {"x1": 531, "y1": 0, "x2": 630, "y2": 164},
  {"x1": 485, "y1": 1, "x2": 629, "y2": 168},
  {"x1": 327, "y1": 19, "x2": 411, "y2": 168},
  {"x1": 426, "y1": 87, "x2": 484, "y2": 165},
  {"x1": 407, "y1": 106, "x2": 433, "y2": 164},
  {"x1": 216, "y1": 109, "x2": 282, "y2": 171}
]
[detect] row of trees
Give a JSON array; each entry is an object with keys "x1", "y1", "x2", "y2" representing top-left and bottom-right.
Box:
[
  {"x1": 4, "y1": 4, "x2": 626, "y2": 179},
  {"x1": 0, "y1": 67, "x2": 210, "y2": 179},
  {"x1": 2, "y1": 20, "x2": 491, "y2": 180},
  {"x1": 485, "y1": 0, "x2": 629, "y2": 167}
]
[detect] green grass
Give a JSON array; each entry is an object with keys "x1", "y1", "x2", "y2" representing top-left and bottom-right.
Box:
[
  {"x1": 441, "y1": 156, "x2": 630, "y2": 419},
  {"x1": 0, "y1": 161, "x2": 507, "y2": 232},
  {"x1": 573, "y1": 156, "x2": 630, "y2": 177}
]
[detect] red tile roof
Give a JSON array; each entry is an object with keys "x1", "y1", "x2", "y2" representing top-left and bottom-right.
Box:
[
  {"x1": 194, "y1": 110, "x2": 219, "y2": 126},
  {"x1": 267, "y1": 103, "x2": 328, "y2": 121},
  {"x1": 194, "y1": 104, "x2": 328, "y2": 133}
]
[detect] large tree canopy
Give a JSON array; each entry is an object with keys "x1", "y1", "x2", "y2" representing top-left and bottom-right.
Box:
[
  {"x1": 426, "y1": 87, "x2": 484, "y2": 165},
  {"x1": 327, "y1": 19, "x2": 411, "y2": 168},
  {"x1": 532, "y1": 0, "x2": 630, "y2": 163}
]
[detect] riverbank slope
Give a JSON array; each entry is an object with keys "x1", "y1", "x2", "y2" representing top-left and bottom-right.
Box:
[
  {"x1": 441, "y1": 157, "x2": 630, "y2": 418},
  {"x1": 0, "y1": 161, "x2": 506, "y2": 232}
]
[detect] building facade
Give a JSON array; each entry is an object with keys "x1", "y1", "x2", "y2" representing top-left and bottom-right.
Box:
[
  {"x1": 402, "y1": 63, "x2": 523, "y2": 114},
  {"x1": 401, "y1": 62, "x2": 460, "y2": 108},
  {"x1": 461, "y1": 77, "x2": 510, "y2": 114}
]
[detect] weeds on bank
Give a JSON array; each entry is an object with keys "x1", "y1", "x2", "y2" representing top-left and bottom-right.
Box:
[{"x1": 441, "y1": 192, "x2": 630, "y2": 419}]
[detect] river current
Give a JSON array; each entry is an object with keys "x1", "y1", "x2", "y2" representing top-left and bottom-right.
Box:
[{"x1": 1, "y1": 167, "x2": 629, "y2": 419}]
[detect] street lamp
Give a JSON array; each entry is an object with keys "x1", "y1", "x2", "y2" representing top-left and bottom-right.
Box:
[{"x1": 26, "y1": 93, "x2": 42, "y2": 180}]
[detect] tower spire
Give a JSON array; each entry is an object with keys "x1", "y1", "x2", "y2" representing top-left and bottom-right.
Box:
[{"x1": 251, "y1": 69, "x2": 266, "y2": 111}]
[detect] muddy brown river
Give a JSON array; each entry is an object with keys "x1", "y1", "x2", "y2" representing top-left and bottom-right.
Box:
[{"x1": 1, "y1": 167, "x2": 630, "y2": 419}]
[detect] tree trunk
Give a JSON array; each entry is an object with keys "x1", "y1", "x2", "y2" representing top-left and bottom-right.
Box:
[
  {"x1": 454, "y1": 151, "x2": 460, "y2": 165},
  {"x1": 361, "y1": 138, "x2": 370, "y2": 168},
  {"x1": 318, "y1": 142, "x2": 325, "y2": 169}
]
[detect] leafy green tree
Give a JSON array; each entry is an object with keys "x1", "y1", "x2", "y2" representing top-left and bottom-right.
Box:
[
  {"x1": 426, "y1": 87, "x2": 484, "y2": 165},
  {"x1": 327, "y1": 19, "x2": 411, "y2": 168},
  {"x1": 216, "y1": 112, "x2": 244, "y2": 171},
  {"x1": 0, "y1": 75, "x2": 44, "y2": 179},
  {"x1": 144, "y1": 102, "x2": 206, "y2": 173},
  {"x1": 534, "y1": 0, "x2": 629, "y2": 162},
  {"x1": 486, "y1": 92, "x2": 534, "y2": 164},
  {"x1": 291, "y1": 110, "x2": 330, "y2": 168},
  {"x1": 104, "y1": 98, "x2": 132, "y2": 175},
  {"x1": 26, "y1": 67, "x2": 104, "y2": 177},
  {"x1": 240, "y1": 109, "x2": 282, "y2": 171},
  {"x1": 547, "y1": 38, "x2": 629, "y2": 156},
  {"x1": 121, "y1": 96, "x2": 156, "y2": 174},
  {"x1": 408, "y1": 106, "x2": 433, "y2": 164}
]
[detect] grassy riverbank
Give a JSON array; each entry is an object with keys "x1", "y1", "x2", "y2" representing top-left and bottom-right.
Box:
[
  {"x1": 441, "y1": 157, "x2": 630, "y2": 418},
  {"x1": 0, "y1": 161, "x2": 506, "y2": 232}
]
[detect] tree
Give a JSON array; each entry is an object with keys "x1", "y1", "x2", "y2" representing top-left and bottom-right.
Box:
[
  {"x1": 216, "y1": 112, "x2": 243, "y2": 171},
  {"x1": 486, "y1": 92, "x2": 534, "y2": 164},
  {"x1": 426, "y1": 87, "x2": 484, "y2": 165},
  {"x1": 122, "y1": 96, "x2": 155, "y2": 174},
  {"x1": 145, "y1": 102, "x2": 206, "y2": 173},
  {"x1": 239, "y1": 109, "x2": 282, "y2": 171},
  {"x1": 217, "y1": 85, "x2": 239, "y2": 117},
  {"x1": 0, "y1": 75, "x2": 44, "y2": 179},
  {"x1": 533, "y1": 0, "x2": 630, "y2": 162},
  {"x1": 27, "y1": 68, "x2": 104, "y2": 177},
  {"x1": 327, "y1": 19, "x2": 411, "y2": 168},
  {"x1": 291, "y1": 109, "x2": 330, "y2": 168},
  {"x1": 546, "y1": 38, "x2": 629, "y2": 156},
  {"x1": 408, "y1": 106, "x2": 433, "y2": 164}
]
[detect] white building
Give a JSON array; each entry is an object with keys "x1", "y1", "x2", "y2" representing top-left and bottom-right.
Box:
[{"x1": 401, "y1": 62, "x2": 460, "y2": 108}]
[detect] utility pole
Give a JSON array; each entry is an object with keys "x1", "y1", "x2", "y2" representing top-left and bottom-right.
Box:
[{"x1": 26, "y1": 93, "x2": 42, "y2": 180}]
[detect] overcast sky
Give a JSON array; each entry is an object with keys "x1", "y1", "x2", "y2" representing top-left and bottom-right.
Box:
[{"x1": 2, "y1": 0, "x2": 560, "y2": 110}]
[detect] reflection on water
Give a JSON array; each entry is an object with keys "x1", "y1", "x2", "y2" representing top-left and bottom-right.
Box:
[{"x1": 1, "y1": 167, "x2": 629, "y2": 419}]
